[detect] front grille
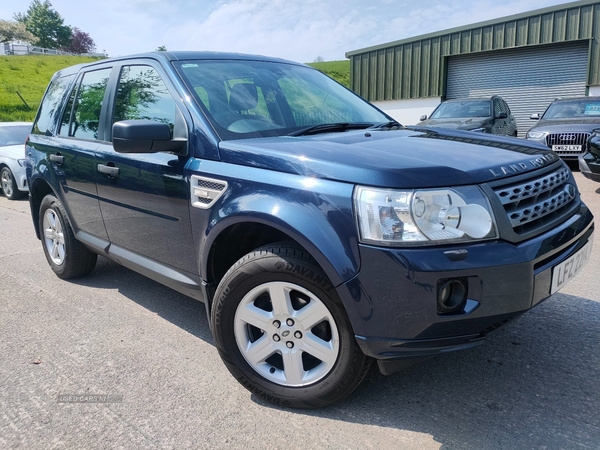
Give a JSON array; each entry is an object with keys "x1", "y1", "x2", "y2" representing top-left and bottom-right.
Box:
[
  {"x1": 492, "y1": 167, "x2": 576, "y2": 235},
  {"x1": 545, "y1": 132, "x2": 590, "y2": 156}
]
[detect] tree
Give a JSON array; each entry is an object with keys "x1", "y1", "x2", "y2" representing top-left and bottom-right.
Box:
[
  {"x1": 63, "y1": 27, "x2": 96, "y2": 54},
  {"x1": 14, "y1": 0, "x2": 72, "y2": 49},
  {"x1": 156, "y1": 46, "x2": 167, "y2": 51},
  {"x1": 314, "y1": 56, "x2": 325, "y2": 63},
  {"x1": 0, "y1": 19, "x2": 38, "y2": 44}
]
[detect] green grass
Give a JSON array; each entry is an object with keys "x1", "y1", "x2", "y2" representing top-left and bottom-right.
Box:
[
  {"x1": 0, "y1": 55, "x2": 104, "y2": 122},
  {"x1": 307, "y1": 60, "x2": 350, "y2": 88}
]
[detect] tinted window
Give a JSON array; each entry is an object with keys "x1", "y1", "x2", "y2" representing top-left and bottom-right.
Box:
[
  {"x1": 32, "y1": 74, "x2": 75, "y2": 135},
  {"x1": 113, "y1": 65, "x2": 177, "y2": 134},
  {"x1": 58, "y1": 78, "x2": 78, "y2": 137},
  {"x1": 493, "y1": 100, "x2": 502, "y2": 117},
  {"x1": 71, "y1": 68, "x2": 112, "y2": 140}
]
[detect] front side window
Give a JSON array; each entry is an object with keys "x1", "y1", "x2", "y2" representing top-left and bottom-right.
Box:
[
  {"x1": 70, "y1": 68, "x2": 112, "y2": 140},
  {"x1": 493, "y1": 100, "x2": 502, "y2": 117},
  {"x1": 113, "y1": 65, "x2": 177, "y2": 135}
]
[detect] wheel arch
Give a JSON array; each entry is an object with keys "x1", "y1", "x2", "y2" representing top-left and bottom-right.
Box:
[{"x1": 202, "y1": 211, "x2": 361, "y2": 316}]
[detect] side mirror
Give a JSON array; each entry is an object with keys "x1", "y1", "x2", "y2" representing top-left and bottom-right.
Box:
[
  {"x1": 419, "y1": 114, "x2": 428, "y2": 122},
  {"x1": 530, "y1": 113, "x2": 540, "y2": 120},
  {"x1": 496, "y1": 112, "x2": 508, "y2": 119},
  {"x1": 112, "y1": 120, "x2": 187, "y2": 154}
]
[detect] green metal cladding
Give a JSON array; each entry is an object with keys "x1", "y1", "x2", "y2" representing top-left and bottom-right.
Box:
[{"x1": 346, "y1": 0, "x2": 600, "y2": 101}]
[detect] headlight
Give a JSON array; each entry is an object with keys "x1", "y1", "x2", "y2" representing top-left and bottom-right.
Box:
[
  {"x1": 17, "y1": 159, "x2": 26, "y2": 167},
  {"x1": 526, "y1": 130, "x2": 547, "y2": 139},
  {"x1": 354, "y1": 185, "x2": 497, "y2": 246},
  {"x1": 469, "y1": 127, "x2": 486, "y2": 133}
]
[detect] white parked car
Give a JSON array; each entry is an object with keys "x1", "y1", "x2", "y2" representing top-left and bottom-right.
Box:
[{"x1": 0, "y1": 122, "x2": 31, "y2": 200}]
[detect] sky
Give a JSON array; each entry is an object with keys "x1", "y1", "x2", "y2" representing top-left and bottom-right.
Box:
[{"x1": 0, "y1": 0, "x2": 579, "y2": 62}]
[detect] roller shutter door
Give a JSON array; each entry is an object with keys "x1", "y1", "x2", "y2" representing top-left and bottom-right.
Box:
[{"x1": 446, "y1": 42, "x2": 588, "y2": 137}]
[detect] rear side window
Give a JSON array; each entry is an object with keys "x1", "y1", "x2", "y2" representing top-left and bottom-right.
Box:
[
  {"x1": 32, "y1": 74, "x2": 75, "y2": 136},
  {"x1": 70, "y1": 68, "x2": 112, "y2": 140},
  {"x1": 113, "y1": 65, "x2": 177, "y2": 134}
]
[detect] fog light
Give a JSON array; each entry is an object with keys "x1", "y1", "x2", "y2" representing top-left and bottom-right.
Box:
[{"x1": 437, "y1": 278, "x2": 468, "y2": 314}]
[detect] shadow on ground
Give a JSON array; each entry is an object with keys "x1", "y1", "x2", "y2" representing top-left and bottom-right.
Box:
[
  {"x1": 71, "y1": 256, "x2": 600, "y2": 449},
  {"x1": 71, "y1": 256, "x2": 212, "y2": 343}
]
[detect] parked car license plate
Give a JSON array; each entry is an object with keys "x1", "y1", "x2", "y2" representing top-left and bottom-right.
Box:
[
  {"x1": 550, "y1": 240, "x2": 593, "y2": 294},
  {"x1": 552, "y1": 145, "x2": 582, "y2": 152}
]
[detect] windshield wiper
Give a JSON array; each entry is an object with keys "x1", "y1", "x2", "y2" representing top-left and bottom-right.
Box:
[
  {"x1": 287, "y1": 122, "x2": 373, "y2": 137},
  {"x1": 369, "y1": 120, "x2": 402, "y2": 130}
]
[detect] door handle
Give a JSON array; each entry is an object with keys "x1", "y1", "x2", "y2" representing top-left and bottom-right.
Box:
[
  {"x1": 49, "y1": 154, "x2": 64, "y2": 164},
  {"x1": 97, "y1": 164, "x2": 119, "y2": 177}
]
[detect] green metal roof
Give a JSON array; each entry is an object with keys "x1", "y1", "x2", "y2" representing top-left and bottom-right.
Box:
[{"x1": 346, "y1": 0, "x2": 600, "y2": 101}]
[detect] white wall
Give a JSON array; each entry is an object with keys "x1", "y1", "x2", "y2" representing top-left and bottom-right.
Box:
[
  {"x1": 372, "y1": 97, "x2": 442, "y2": 126},
  {"x1": 589, "y1": 85, "x2": 600, "y2": 96}
]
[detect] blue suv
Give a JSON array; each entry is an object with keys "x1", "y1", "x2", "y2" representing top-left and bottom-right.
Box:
[{"x1": 26, "y1": 52, "x2": 594, "y2": 408}]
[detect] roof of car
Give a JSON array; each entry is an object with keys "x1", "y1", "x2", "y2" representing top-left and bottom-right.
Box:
[
  {"x1": 51, "y1": 51, "x2": 304, "y2": 79},
  {"x1": 443, "y1": 97, "x2": 495, "y2": 102}
]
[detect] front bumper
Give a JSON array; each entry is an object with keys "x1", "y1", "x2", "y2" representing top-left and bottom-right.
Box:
[{"x1": 337, "y1": 204, "x2": 594, "y2": 365}]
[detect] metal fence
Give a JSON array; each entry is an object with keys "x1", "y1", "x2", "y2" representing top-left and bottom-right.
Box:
[{"x1": 2, "y1": 42, "x2": 105, "y2": 57}]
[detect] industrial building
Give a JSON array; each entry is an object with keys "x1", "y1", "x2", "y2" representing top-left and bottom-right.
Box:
[{"x1": 346, "y1": 0, "x2": 600, "y2": 135}]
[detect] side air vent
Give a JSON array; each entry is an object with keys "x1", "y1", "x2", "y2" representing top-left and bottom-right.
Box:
[{"x1": 190, "y1": 175, "x2": 228, "y2": 209}]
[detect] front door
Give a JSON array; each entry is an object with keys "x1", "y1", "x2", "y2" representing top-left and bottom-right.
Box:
[{"x1": 95, "y1": 63, "x2": 196, "y2": 274}]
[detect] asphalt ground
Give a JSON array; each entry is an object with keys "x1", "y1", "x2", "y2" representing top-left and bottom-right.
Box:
[{"x1": 1, "y1": 171, "x2": 599, "y2": 449}]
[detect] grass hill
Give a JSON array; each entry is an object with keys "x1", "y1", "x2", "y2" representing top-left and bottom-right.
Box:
[
  {"x1": 307, "y1": 60, "x2": 350, "y2": 87},
  {"x1": 0, "y1": 55, "x2": 352, "y2": 122},
  {"x1": 0, "y1": 55, "x2": 103, "y2": 122}
]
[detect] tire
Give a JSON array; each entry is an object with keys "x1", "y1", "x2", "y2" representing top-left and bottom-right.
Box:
[
  {"x1": 211, "y1": 243, "x2": 371, "y2": 408},
  {"x1": 1, "y1": 166, "x2": 25, "y2": 200},
  {"x1": 39, "y1": 194, "x2": 97, "y2": 279}
]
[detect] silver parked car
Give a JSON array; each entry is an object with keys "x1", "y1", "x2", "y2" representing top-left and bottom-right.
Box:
[
  {"x1": 0, "y1": 122, "x2": 32, "y2": 200},
  {"x1": 526, "y1": 97, "x2": 600, "y2": 160}
]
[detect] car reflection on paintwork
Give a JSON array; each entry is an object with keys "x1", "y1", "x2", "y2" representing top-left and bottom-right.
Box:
[
  {"x1": 526, "y1": 97, "x2": 600, "y2": 161},
  {"x1": 416, "y1": 95, "x2": 518, "y2": 137}
]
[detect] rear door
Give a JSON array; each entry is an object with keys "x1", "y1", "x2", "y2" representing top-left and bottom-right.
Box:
[
  {"x1": 53, "y1": 67, "x2": 113, "y2": 242},
  {"x1": 28, "y1": 66, "x2": 112, "y2": 244},
  {"x1": 94, "y1": 62, "x2": 197, "y2": 274}
]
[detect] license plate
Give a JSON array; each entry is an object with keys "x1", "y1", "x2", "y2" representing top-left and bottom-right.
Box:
[
  {"x1": 550, "y1": 240, "x2": 593, "y2": 294},
  {"x1": 552, "y1": 145, "x2": 581, "y2": 152}
]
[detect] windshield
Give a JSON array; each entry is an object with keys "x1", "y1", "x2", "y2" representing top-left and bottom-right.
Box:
[
  {"x1": 430, "y1": 100, "x2": 491, "y2": 119},
  {"x1": 0, "y1": 124, "x2": 30, "y2": 147},
  {"x1": 173, "y1": 60, "x2": 389, "y2": 139},
  {"x1": 542, "y1": 99, "x2": 600, "y2": 119}
]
